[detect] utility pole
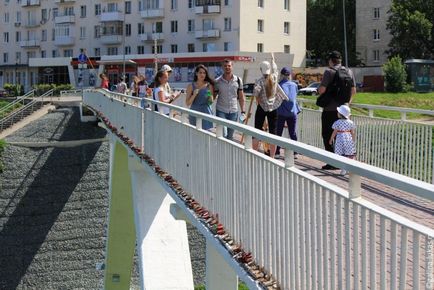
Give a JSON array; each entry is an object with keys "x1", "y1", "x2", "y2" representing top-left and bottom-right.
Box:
[
  {"x1": 153, "y1": 32, "x2": 158, "y2": 75},
  {"x1": 342, "y1": 0, "x2": 348, "y2": 67},
  {"x1": 122, "y1": 2, "x2": 126, "y2": 78}
]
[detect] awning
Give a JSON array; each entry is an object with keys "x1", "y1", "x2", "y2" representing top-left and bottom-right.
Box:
[{"x1": 96, "y1": 60, "x2": 137, "y2": 65}]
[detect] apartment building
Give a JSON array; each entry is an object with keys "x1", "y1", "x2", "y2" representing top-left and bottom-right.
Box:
[
  {"x1": 355, "y1": 0, "x2": 392, "y2": 67},
  {"x1": 0, "y1": 0, "x2": 306, "y2": 90}
]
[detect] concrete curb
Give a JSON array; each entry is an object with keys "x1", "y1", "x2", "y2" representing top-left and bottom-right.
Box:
[{"x1": 8, "y1": 137, "x2": 109, "y2": 148}]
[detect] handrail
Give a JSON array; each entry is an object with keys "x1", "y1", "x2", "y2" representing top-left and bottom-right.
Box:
[
  {"x1": 87, "y1": 89, "x2": 434, "y2": 202},
  {"x1": 0, "y1": 89, "x2": 36, "y2": 116},
  {"x1": 298, "y1": 97, "x2": 434, "y2": 120}
]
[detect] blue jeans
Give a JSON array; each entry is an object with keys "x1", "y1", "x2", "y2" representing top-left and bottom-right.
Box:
[{"x1": 216, "y1": 110, "x2": 238, "y2": 140}]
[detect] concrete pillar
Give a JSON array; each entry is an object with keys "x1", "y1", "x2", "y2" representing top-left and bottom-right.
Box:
[
  {"x1": 128, "y1": 156, "x2": 194, "y2": 290},
  {"x1": 104, "y1": 140, "x2": 136, "y2": 290},
  {"x1": 206, "y1": 240, "x2": 238, "y2": 290}
]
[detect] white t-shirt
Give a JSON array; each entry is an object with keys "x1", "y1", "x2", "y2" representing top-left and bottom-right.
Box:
[{"x1": 153, "y1": 86, "x2": 170, "y2": 115}]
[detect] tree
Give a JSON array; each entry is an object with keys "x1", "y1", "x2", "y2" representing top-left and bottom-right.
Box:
[
  {"x1": 387, "y1": 1, "x2": 434, "y2": 59},
  {"x1": 383, "y1": 56, "x2": 407, "y2": 93},
  {"x1": 307, "y1": 0, "x2": 361, "y2": 67}
]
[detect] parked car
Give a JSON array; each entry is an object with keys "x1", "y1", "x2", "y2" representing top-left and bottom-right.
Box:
[
  {"x1": 243, "y1": 83, "x2": 255, "y2": 95},
  {"x1": 298, "y1": 82, "x2": 320, "y2": 95}
]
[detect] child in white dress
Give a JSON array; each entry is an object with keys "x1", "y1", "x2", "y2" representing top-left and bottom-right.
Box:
[{"x1": 329, "y1": 105, "x2": 356, "y2": 175}]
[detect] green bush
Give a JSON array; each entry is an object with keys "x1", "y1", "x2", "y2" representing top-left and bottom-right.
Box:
[
  {"x1": 33, "y1": 83, "x2": 75, "y2": 96},
  {"x1": 54, "y1": 84, "x2": 74, "y2": 95},
  {"x1": 383, "y1": 56, "x2": 408, "y2": 93},
  {"x1": 3, "y1": 83, "x2": 23, "y2": 97}
]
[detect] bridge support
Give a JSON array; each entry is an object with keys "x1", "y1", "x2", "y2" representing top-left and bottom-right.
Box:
[
  {"x1": 104, "y1": 140, "x2": 136, "y2": 290},
  {"x1": 128, "y1": 155, "x2": 194, "y2": 290},
  {"x1": 206, "y1": 240, "x2": 238, "y2": 290}
]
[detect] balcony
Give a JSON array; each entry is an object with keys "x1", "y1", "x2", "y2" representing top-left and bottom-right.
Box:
[
  {"x1": 24, "y1": 20, "x2": 40, "y2": 28},
  {"x1": 139, "y1": 32, "x2": 164, "y2": 42},
  {"x1": 55, "y1": 14, "x2": 75, "y2": 24},
  {"x1": 140, "y1": 9, "x2": 164, "y2": 19},
  {"x1": 54, "y1": 0, "x2": 76, "y2": 4},
  {"x1": 54, "y1": 36, "x2": 75, "y2": 46},
  {"x1": 195, "y1": 5, "x2": 221, "y2": 14},
  {"x1": 195, "y1": 29, "x2": 220, "y2": 39},
  {"x1": 100, "y1": 11, "x2": 124, "y2": 22},
  {"x1": 20, "y1": 39, "x2": 40, "y2": 48},
  {"x1": 100, "y1": 34, "x2": 123, "y2": 44},
  {"x1": 21, "y1": 0, "x2": 41, "y2": 7}
]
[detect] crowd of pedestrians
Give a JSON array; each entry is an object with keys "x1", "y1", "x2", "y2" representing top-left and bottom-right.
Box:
[{"x1": 98, "y1": 50, "x2": 356, "y2": 172}]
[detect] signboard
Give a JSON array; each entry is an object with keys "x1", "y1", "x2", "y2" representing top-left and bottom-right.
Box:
[{"x1": 78, "y1": 53, "x2": 87, "y2": 64}]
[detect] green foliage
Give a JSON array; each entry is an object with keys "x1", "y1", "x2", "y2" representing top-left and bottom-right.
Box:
[
  {"x1": 33, "y1": 83, "x2": 74, "y2": 96},
  {"x1": 3, "y1": 83, "x2": 23, "y2": 97},
  {"x1": 383, "y1": 56, "x2": 408, "y2": 93},
  {"x1": 194, "y1": 281, "x2": 250, "y2": 290},
  {"x1": 387, "y1": 1, "x2": 434, "y2": 59},
  {"x1": 307, "y1": 0, "x2": 362, "y2": 66}
]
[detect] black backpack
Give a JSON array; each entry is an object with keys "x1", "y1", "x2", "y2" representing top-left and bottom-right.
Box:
[{"x1": 330, "y1": 66, "x2": 353, "y2": 105}]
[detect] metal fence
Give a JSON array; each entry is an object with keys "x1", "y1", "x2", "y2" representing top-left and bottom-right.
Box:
[{"x1": 83, "y1": 89, "x2": 434, "y2": 290}]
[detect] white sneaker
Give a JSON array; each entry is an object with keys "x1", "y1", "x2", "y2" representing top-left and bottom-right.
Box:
[{"x1": 340, "y1": 169, "x2": 347, "y2": 176}]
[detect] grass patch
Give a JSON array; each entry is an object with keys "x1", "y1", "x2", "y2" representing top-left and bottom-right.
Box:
[
  {"x1": 300, "y1": 91, "x2": 434, "y2": 120},
  {"x1": 0, "y1": 100, "x2": 23, "y2": 119},
  {"x1": 194, "y1": 281, "x2": 249, "y2": 290}
]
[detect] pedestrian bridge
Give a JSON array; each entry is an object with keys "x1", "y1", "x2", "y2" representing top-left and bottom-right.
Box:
[{"x1": 82, "y1": 89, "x2": 434, "y2": 290}]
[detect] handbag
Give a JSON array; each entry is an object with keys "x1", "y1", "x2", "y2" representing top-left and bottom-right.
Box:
[{"x1": 316, "y1": 93, "x2": 332, "y2": 108}]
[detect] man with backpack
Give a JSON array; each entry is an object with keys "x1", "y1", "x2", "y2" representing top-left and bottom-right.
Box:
[
  {"x1": 214, "y1": 59, "x2": 246, "y2": 140},
  {"x1": 317, "y1": 51, "x2": 356, "y2": 170}
]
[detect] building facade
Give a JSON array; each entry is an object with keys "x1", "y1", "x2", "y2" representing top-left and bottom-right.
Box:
[
  {"x1": 355, "y1": 0, "x2": 392, "y2": 67},
  {"x1": 0, "y1": 0, "x2": 306, "y2": 90}
]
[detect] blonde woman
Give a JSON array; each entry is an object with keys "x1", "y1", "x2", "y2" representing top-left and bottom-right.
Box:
[{"x1": 252, "y1": 54, "x2": 282, "y2": 158}]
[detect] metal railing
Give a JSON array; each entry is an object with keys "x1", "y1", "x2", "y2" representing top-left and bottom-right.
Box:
[
  {"x1": 0, "y1": 89, "x2": 53, "y2": 132},
  {"x1": 0, "y1": 89, "x2": 35, "y2": 118},
  {"x1": 83, "y1": 89, "x2": 434, "y2": 290}
]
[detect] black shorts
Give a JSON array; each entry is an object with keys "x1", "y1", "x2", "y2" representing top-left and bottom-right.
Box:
[{"x1": 254, "y1": 105, "x2": 277, "y2": 135}]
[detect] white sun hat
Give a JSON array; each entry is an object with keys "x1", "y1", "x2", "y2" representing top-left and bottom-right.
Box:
[
  {"x1": 160, "y1": 64, "x2": 172, "y2": 72},
  {"x1": 260, "y1": 61, "x2": 271, "y2": 75},
  {"x1": 337, "y1": 104, "x2": 351, "y2": 119}
]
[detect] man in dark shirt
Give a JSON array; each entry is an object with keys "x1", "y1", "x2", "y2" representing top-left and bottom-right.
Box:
[{"x1": 318, "y1": 51, "x2": 356, "y2": 170}]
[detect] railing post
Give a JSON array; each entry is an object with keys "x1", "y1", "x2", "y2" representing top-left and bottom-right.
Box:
[
  {"x1": 348, "y1": 173, "x2": 361, "y2": 198},
  {"x1": 284, "y1": 148, "x2": 294, "y2": 168},
  {"x1": 216, "y1": 124, "x2": 224, "y2": 138},
  {"x1": 181, "y1": 112, "x2": 188, "y2": 124},
  {"x1": 369, "y1": 109, "x2": 374, "y2": 118},
  {"x1": 244, "y1": 135, "x2": 252, "y2": 149},
  {"x1": 400, "y1": 112, "x2": 407, "y2": 121},
  {"x1": 196, "y1": 117, "x2": 202, "y2": 130}
]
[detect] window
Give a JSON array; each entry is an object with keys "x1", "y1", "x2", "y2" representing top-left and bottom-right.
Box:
[
  {"x1": 171, "y1": 44, "x2": 178, "y2": 53},
  {"x1": 125, "y1": 46, "x2": 131, "y2": 55},
  {"x1": 41, "y1": 9, "x2": 48, "y2": 21},
  {"x1": 188, "y1": 19, "x2": 195, "y2": 32},
  {"x1": 284, "y1": 45, "x2": 290, "y2": 53},
  {"x1": 171, "y1": 21, "x2": 178, "y2": 33},
  {"x1": 258, "y1": 19, "x2": 264, "y2": 32},
  {"x1": 4, "y1": 32, "x2": 9, "y2": 43},
  {"x1": 188, "y1": 0, "x2": 194, "y2": 8},
  {"x1": 203, "y1": 19, "x2": 214, "y2": 30},
  {"x1": 171, "y1": 0, "x2": 178, "y2": 10},
  {"x1": 153, "y1": 21, "x2": 163, "y2": 33},
  {"x1": 95, "y1": 4, "x2": 101, "y2": 16},
  {"x1": 224, "y1": 42, "x2": 232, "y2": 51},
  {"x1": 202, "y1": 43, "x2": 216, "y2": 52},
  {"x1": 188, "y1": 43, "x2": 195, "y2": 53},
  {"x1": 138, "y1": 23, "x2": 145, "y2": 34},
  {"x1": 53, "y1": 8, "x2": 58, "y2": 18},
  {"x1": 80, "y1": 6, "x2": 86, "y2": 18},
  {"x1": 151, "y1": 45, "x2": 162, "y2": 54},
  {"x1": 107, "y1": 3, "x2": 118, "y2": 12},
  {"x1": 16, "y1": 11, "x2": 21, "y2": 22},
  {"x1": 373, "y1": 49, "x2": 380, "y2": 62},
  {"x1": 125, "y1": 1, "x2": 131, "y2": 14},
  {"x1": 4, "y1": 13, "x2": 9, "y2": 23},
  {"x1": 143, "y1": 0, "x2": 161, "y2": 9},
  {"x1": 373, "y1": 29, "x2": 380, "y2": 41},
  {"x1": 224, "y1": 17, "x2": 231, "y2": 31},
  {"x1": 52, "y1": 28, "x2": 55, "y2": 40},
  {"x1": 94, "y1": 25, "x2": 101, "y2": 38},
  {"x1": 284, "y1": 22, "x2": 290, "y2": 34},
  {"x1": 64, "y1": 7, "x2": 74, "y2": 16},
  {"x1": 126, "y1": 23, "x2": 131, "y2": 36},
  {"x1": 80, "y1": 27, "x2": 86, "y2": 39},
  {"x1": 137, "y1": 45, "x2": 145, "y2": 54},
  {"x1": 257, "y1": 43, "x2": 263, "y2": 52},
  {"x1": 373, "y1": 8, "x2": 380, "y2": 19},
  {"x1": 16, "y1": 52, "x2": 21, "y2": 63},
  {"x1": 258, "y1": 0, "x2": 263, "y2": 8},
  {"x1": 107, "y1": 47, "x2": 118, "y2": 55},
  {"x1": 16, "y1": 31, "x2": 21, "y2": 42},
  {"x1": 41, "y1": 30, "x2": 47, "y2": 41},
  {"x1": 3, "y1": 53, "x2": 8, "y2": 64},
  {"x1": 52, "y1": 50, "x2": 59, "y2": 58},
  {"x1": 224, "y1": 0, "x2": 230, "y2": 5},
  {"x1": 94, "y1": 47, "x2": 100, "y2": 56},
  {"x1": 64, "y1": 49, "x2": 73, "y2": 57},
  {"x1": 27, "y1": 51, "x2": 36, "y2": 60},
  {"x1": 41, "y1": 50, "x2": 46, "y2": 58},
  {"x1": 284, "y1": 0, "x2": 290, "y2": 10}
]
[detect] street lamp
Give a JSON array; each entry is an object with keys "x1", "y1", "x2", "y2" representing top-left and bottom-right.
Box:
[
  {"x1": 342, "y1": 0, "x2": 348, "y2": 67},
  {"x1": 153, "y1": 31, "x2": 158, "y2": 75},
  {"x1": 122, "y1": 2, "x2": 126, "y2": 79}
]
